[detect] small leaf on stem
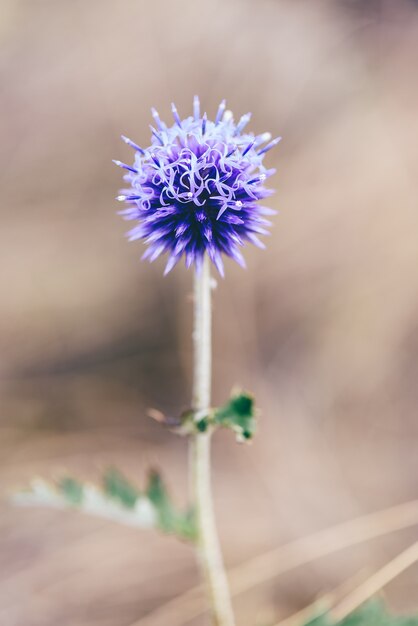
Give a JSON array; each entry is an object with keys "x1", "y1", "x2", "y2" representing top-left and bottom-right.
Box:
[{"x1": 214, "y1": 390, "x2": 257, "y2": 441}]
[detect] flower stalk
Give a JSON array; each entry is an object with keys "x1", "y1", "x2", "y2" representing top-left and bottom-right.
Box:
[{"x1": 191, "y1": 255, "x2": 236, "y2": 626}]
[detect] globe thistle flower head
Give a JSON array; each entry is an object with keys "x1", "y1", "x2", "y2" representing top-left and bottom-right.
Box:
[{"x1": 115, "y1": 97, "x2": 280, "y2": 276}]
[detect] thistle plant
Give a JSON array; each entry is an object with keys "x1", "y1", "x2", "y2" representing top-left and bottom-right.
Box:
[
  {"x1": 114, "y1": 96, "x2": 279, "y2": 626},
  {"x1": 17, "y1": 96, "x2": 278, "y2": 626},
  {"x1": 15, "y1": 98, "x2": 418, "y2": 626}
]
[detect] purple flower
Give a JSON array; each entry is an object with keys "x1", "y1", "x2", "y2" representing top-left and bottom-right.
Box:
[{"x1": 114, "y1": 97, "x2": 280, "y2": 276}]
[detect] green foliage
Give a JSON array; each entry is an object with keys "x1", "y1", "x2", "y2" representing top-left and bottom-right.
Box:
[
  {"x1": 153, "y1": 390, "x2": 258, "y2": 441},
  {"x1": 17, "y1": 468, "x2": 196, "y2": 542},
  {"x1": 303, "y1": 615, "x2": 330, "y2": 626},
  {"x1": 58, "y1": 477, "x2": 83, "y2": 505},
  {"x1": 147, "y1": 470, "x2": 196, "y2": 540},
  {"x1": 301, "y1": 600, "x2": 418, "y2": 626},
  {"x1": 103, "y1": 468, "x2": 138, "y2": 509},
  {"x1": 214, "y1": 391, "x2": 257, "y2": 441},
  {"x1": 102, "y1": 467, "x2": 196, "y2": 540}
]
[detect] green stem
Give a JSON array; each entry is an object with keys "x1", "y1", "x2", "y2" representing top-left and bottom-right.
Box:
[{"x1": 190, "y1": 255, "x2": 236, "y2": 626}]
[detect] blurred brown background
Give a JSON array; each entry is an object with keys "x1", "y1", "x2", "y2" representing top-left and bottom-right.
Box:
[{"x1": 1, "y1": 0, "x2": 418, "y2": 624}]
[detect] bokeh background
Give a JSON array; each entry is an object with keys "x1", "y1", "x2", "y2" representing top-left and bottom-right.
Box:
[{"x1": 1, "y1": 1, "x2": 418, "y2": 624}]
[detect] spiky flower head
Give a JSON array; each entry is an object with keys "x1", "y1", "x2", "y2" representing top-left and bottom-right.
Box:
[{"x1": 114, "y1": 97, "x2": 280, "y2": 276}]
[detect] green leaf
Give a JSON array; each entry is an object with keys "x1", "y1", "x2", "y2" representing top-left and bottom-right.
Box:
[
  {"x1": 58, "y1": 477, "x2": 84, "y2": 505},
  {"x1": 339, "y1": 600, "x2": 418, "y2": 626},
  {"x1": 146, "y1": 470, "x2": 197, "y2": 541},
  {"x1": 103, "y1": 468, "x2": 139, "y2": 509},
  {"x1": 146, "y1": 470, "x2": 174, "y2": 530},
  {"x1": 300, "y1": 601, "x2": 418, "y2": 626},
  {"x1": 303, "y1": 616, "x2": 331, "y2": 626},
  {"x1": 337, "y1": 600, "x2": 385, "y2": 626},
  {"x1": 214, "y1": 391, "x2": 257, "y2": 441},
  {"x1": 176, "y1": 506, "x2": 197, "y2": 541},
  {"x1": 16, "y1": 468, "x2": 196, "y2": 542}
]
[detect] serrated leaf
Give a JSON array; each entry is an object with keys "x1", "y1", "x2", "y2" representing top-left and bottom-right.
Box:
[
  {"x1": 16, "y1": 468, "x2": 196, "y2": 542},
  {"x1": 103, "y1": 468, "x2": 139, "y2": 509},
  {"x1": 214, "y1": 391, "x2": 257, "y2": 441},
  {"x1": 58, "y1": 477, "x2": 83, "y2": 505}
]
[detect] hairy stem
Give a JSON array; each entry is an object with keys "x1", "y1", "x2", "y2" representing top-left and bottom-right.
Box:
[{"x1": 190, "y1": 255, "x2": 235, "y2": 626}]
